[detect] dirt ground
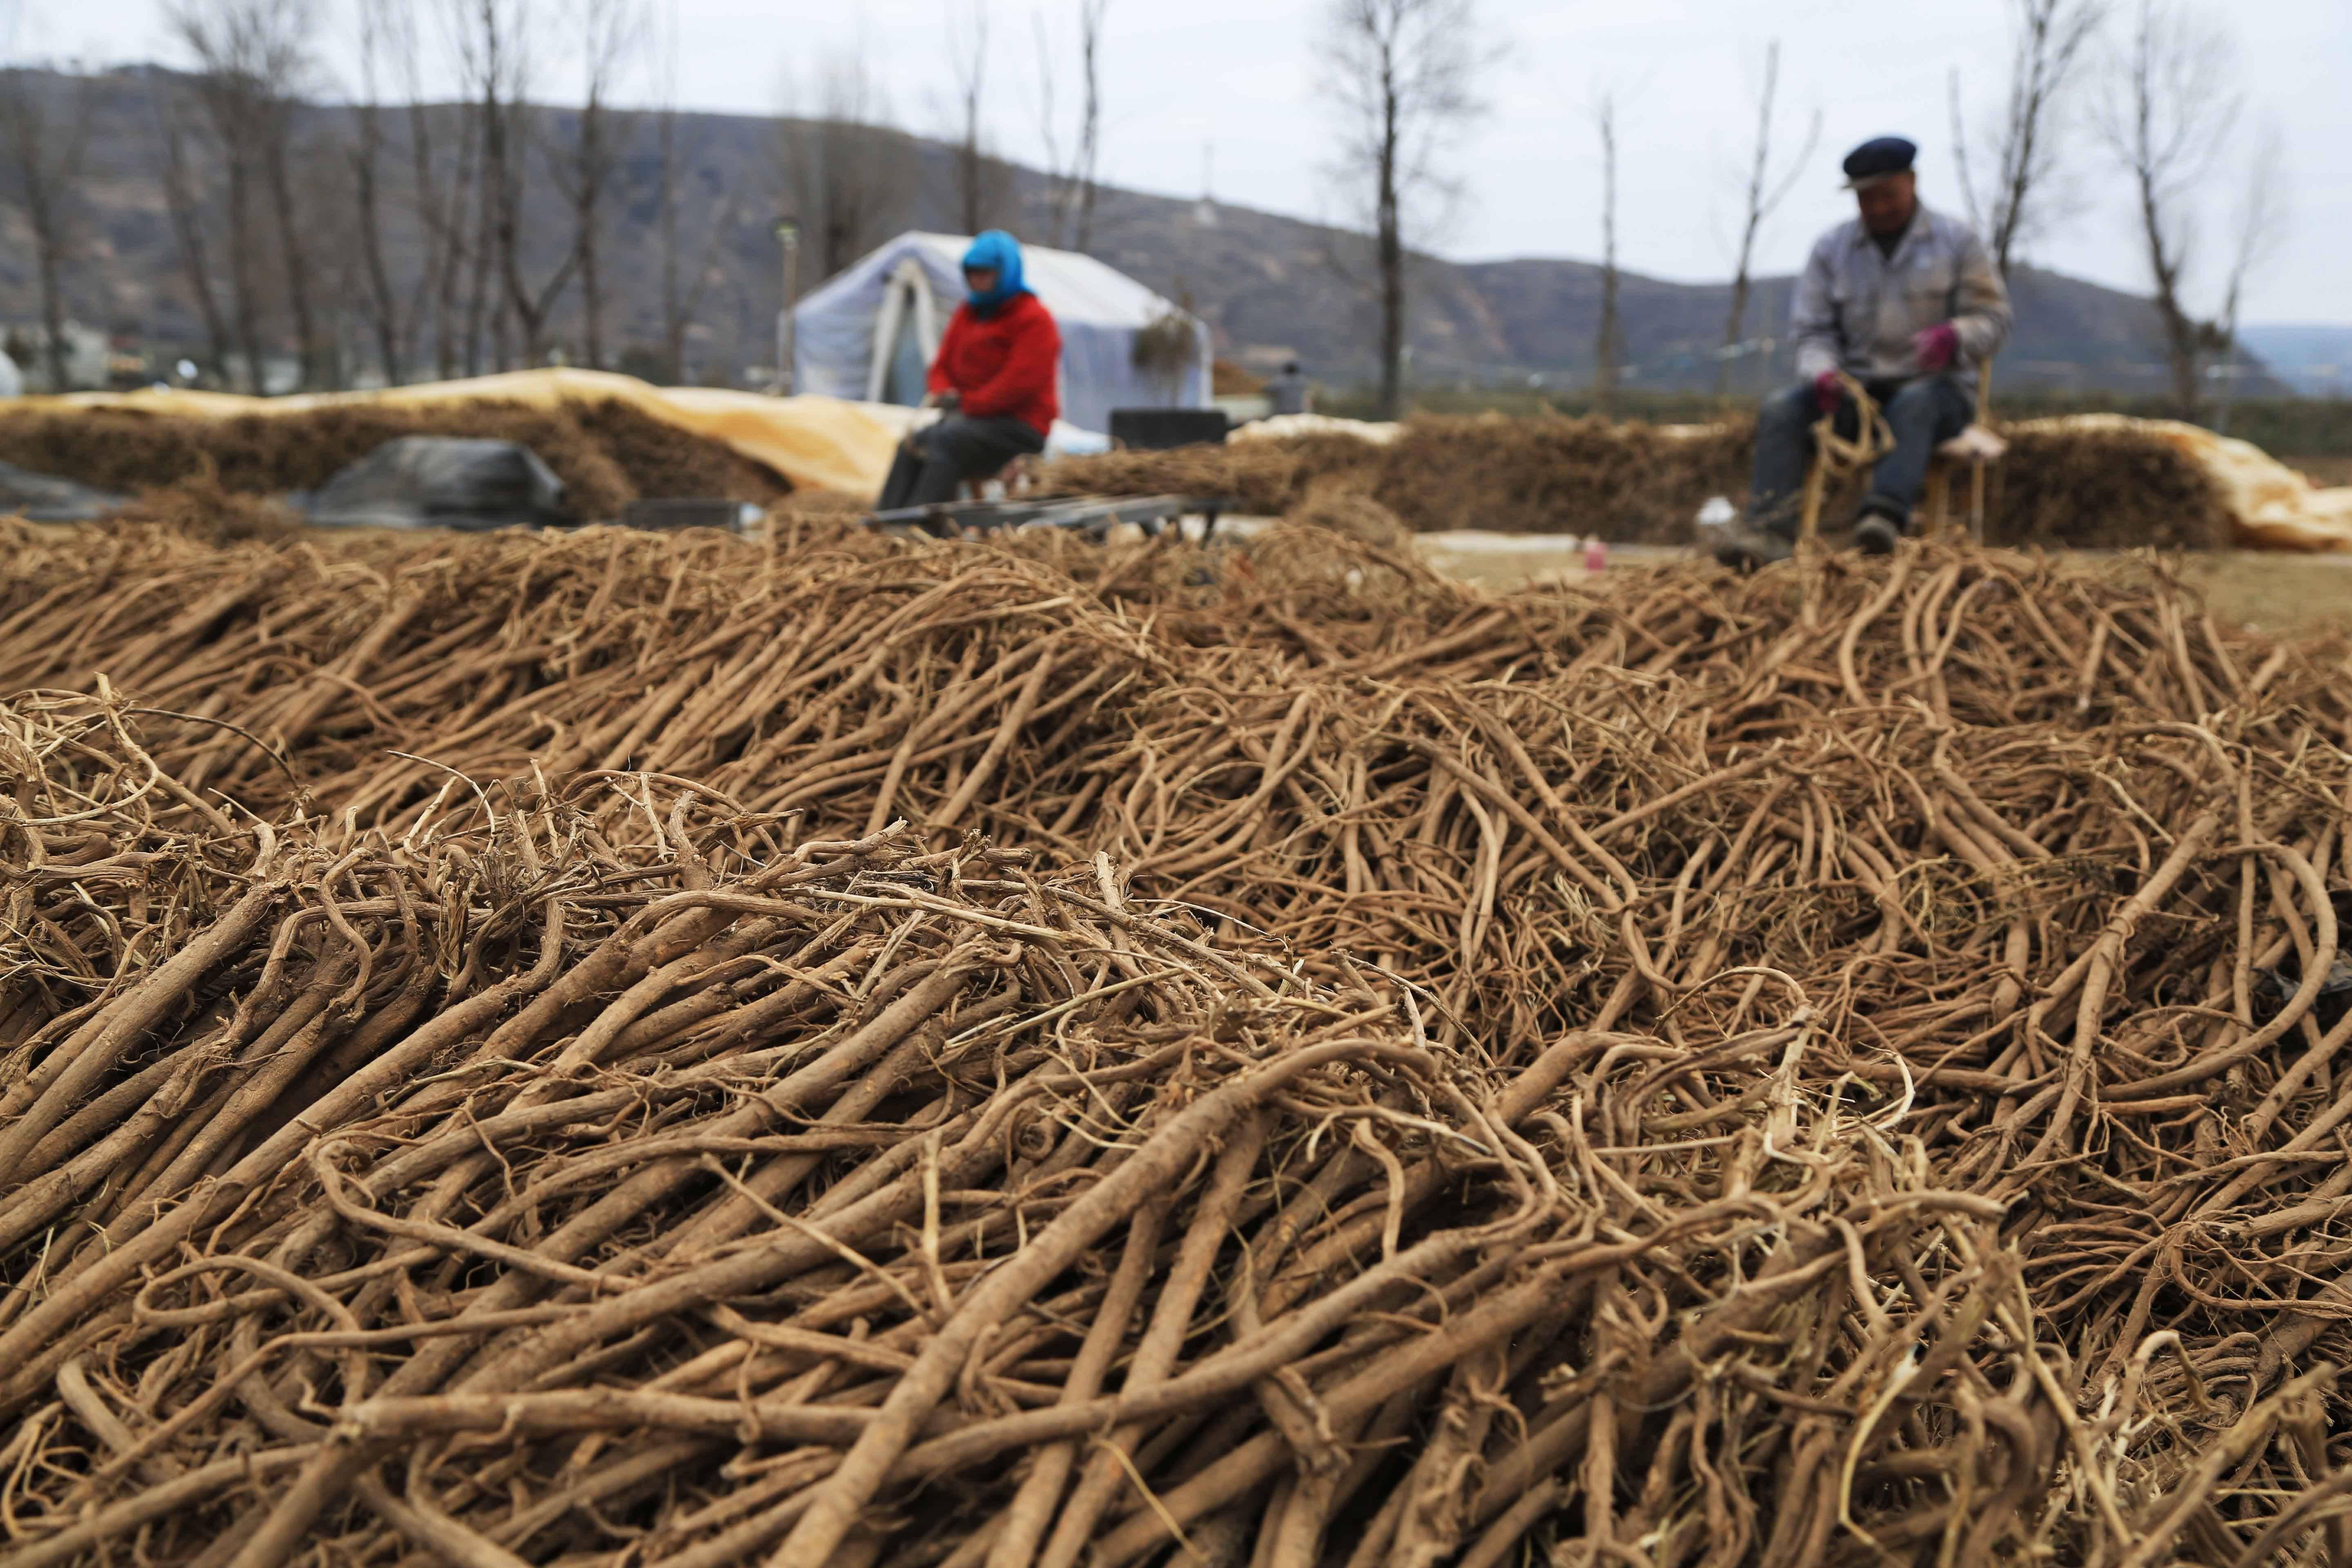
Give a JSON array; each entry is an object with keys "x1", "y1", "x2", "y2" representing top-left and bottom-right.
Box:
[{"x1": 1412, "y1": 532, "x2": 2352, "y2": 638}]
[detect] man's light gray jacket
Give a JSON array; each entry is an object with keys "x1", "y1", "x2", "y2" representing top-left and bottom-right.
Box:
[{"x1": 1789, "y1": 206, "x2": 2012, "y2": 388}]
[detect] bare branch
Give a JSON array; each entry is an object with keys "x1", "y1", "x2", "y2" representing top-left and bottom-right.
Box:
[
  {"x1": 1980, "y1": 0, "x2": 2105, "y2": 273},
  {"x1": 170, "y1": 0, "x2": 328, "y2": 389},
  {"x1": 1030, "y1": 10, "x2": 1066, "y2": 243},
  {"x1": 2209, "y1": 123, "x2": 2287, "y2": 434},
  {"x1": 1029, "y1": 0, "x2": 1111, "y2": 251},
  {"x1": 350, "y1": 0, "x2": 405, "y2": 384},
  {"x1": 0, "y1": 63, "x2": 94, "y2": 390},
  {"x1": 1072, "y1": 0, "x2": 1108, "y2": 250},
  {"x1": 151, "y1": 80, "x2": 235, "y2": 383},
  {"x1": 944, "y1": 0, "x2": 1008, "y2": 235},
  {"x1": 782, "y1": 48, "x2": 916, "y2": 282},
  {"x1": 545, "y1": 0, "x2": 643, "y2": 368},
  {"x1": 1947, "y1": 67, "x2": 1984, "y2": 235},
  {"x1": 1317, "y1": 0, "x2": 1490, "y2": 420},
  {"x1": 1591, "y1": 87, "x2": 1621, "y2": 410},
  {"x1": 2097, "y1": 0, "x2": 2241, "y2": 419},
  {"x1": 1717, "y1": 40, "x2": 1818, "y2": 395}
]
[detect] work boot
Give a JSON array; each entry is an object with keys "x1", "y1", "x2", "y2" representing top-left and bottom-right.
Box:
[
  {"x1": 1712, "y1": 520, "x2": 1794, "y2": 572},
  {"x1": 1852, "y1": 497, "x2": 1911, "y2": 557}
]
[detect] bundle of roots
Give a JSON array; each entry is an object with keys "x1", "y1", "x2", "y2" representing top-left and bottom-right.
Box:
[
  {"x1": 1040, "y1": 415, "x2": 2238, "y2": 550},
  {"x1": 0, "y1": 399, "x2": 788, "y2": 523},
  {"x1": 2, "y1": 516, "x2": 2351, "y2": 1566}
]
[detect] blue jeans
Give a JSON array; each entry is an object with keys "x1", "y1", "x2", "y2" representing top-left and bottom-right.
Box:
[{"x1": 1749, "y1": 376, "x2": 1975, "y2": 536}]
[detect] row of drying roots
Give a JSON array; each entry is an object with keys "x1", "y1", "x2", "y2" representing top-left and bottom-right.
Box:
[
  {"x1": 2, "y1": 515, "x2": 2351, "y2": 1567},
  {"x1": 1037, "y1": 416, "x2": 2239, "y2": 549}
]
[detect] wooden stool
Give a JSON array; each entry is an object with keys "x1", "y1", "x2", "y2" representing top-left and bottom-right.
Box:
[{"x1": 1920, "y1": 423, "x2": 2008, "y2": 544}]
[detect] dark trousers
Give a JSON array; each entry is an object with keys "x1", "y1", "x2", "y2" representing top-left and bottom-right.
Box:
[
  {"x1": 1749, "y1": 376, "x2": 1975, "y2": 536},
  {"x1": 877, "y1": 414, "x2": 1047, "y2": 510}
]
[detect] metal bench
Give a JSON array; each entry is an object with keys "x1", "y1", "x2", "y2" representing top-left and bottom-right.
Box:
[{"x1": 864, "y1": 493, "x2": 1235, "y2": 543}]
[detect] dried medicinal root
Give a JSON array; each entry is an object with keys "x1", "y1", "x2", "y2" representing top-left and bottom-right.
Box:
[{"x1": 1, "y1": 520, "x2": 2350, "y2": 1566}]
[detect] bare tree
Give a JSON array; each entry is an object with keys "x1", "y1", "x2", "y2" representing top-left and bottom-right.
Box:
[
  {"x1": 385, "y1": 7, "x2": 472, "y2": 380},
  {"x1": 1952, "y1": 0, "x2": 2104, "y2": 276},
  {"x1": 350, "y1": 0, "x2": 405, "y2": 383},
  {"x1": 153, "y1": 84, "x2": 235, "y2": 382},
  {"x1": 2209, "y1": 126, "x2": 2285, "y2": 434},
  {"x1": 1590, "y1": 89, "x2": 1621, "y2": 411},
  {"x1": 945, "y1": 1, "x2": 998, "y2": 235},
  {"x1": 656, "y1": 106, "x2": 736, "y2": 384},
  {"x1": 1717, "y1": 42, "x2": 1818, "y2": 395},
  {"x1": 548, "y1": 0, "x2": 640, "y2": 368},
  {"x1": 1031, "y1": 0, "x2": 1110, "y2": 250},
  {"x1": 0, "y1": 65, "x2": 91, "y2": 391},
  {"x1": 649, "y1": 22, "x2": 744, "y2": 388},
  {"x1": 1317, "y1": 0, "x2": 1486, "y2": 421},
  {"x1": 172, "y1": 5, "x2": 273, "y2": 388},
  {"x1": 2098, "y1": 0, "x2": 2242, "y2": 419},
  {"x1": 170, "y1": 0, "x2": 328, "y2": 390},
  {"x1": 783, "y1": 49, "x2": 915, "y2": 280},
  {"x1": 448, "y1": 0, "x2": 578, "y2": 368},
  {"x1": 1069, "y1": 0, "x2": 1108, "y2": 250}
]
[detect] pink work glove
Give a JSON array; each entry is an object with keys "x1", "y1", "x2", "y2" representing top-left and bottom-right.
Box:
[
  {"x1": 1913, "y1": 321, "x2": 1960, "y2": 372},
  {"x1": 1812, "y1": 370, "x2": 1844, "y2": 414}
]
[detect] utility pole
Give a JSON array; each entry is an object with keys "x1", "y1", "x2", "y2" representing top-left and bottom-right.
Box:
[{"x1": 774, "y1": 215, "x2": 800, "y2": 394}]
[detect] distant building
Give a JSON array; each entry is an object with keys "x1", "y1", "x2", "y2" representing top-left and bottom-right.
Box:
[{"x1": 2, "y1": 321, "x2": 110, "y2": 393}]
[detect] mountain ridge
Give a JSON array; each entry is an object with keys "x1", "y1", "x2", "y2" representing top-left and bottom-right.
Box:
[{"x1": 0, "y1": 64, "x2": 2274, "y2": 399}]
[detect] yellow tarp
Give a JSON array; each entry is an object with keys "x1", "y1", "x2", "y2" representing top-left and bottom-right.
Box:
[
  {"x1": 2008, "y1": 414, "x2": 2352, "y2": 554},
  {"x1": 6, "y1": 368, "x2": 916, "y2": 499},
  {"x1": 10, "y1": 377, "x2": 2347, "y2": 548}
]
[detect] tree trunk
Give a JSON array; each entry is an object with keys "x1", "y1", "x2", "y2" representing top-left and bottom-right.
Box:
[
  {"x1": 577, "y1": 101, "x2": 606, "y2": 368},
  {"x1": 353, "y1": 102, "x2": 403, "y2": 385},
  {"x1": 155, "y1": 98, "x2": 233, "y2": 385},
  {"x1": 223, "y1": 151, "x2": 266, "y2": 393},
  {"x1": 433, "y1": 107, "x2": 480, "y2": 381},
  {"x1": 1715, "y1": 274, "x2": 1751, "y2": 399},
  {"x1": 486, "y1": 96, "x2": 531, "y2": 364},
  {"x1": 580, "y1": 198, "x2": 603, "y2": 368},
  {"x1": 1592, "y1": 97, "x2": 1621, "y2": 413},
  {"x1": 261, "y1": 106, "x2": 326, "y2": 390},
  {"x1": 2135, "y1": 166, "x2": 2201, "y2": 421},
  {"x1": 659, "y1": 106, "x2": 682, "y2": 383},
  {"x1": 29, "y1": 187, "x2": 68, "y2": 392},
  {"x1": 1595, "y1": 269, "x2": 1620, "y2": 410},
  {"x1": 463, "y1": 120, "x2": 495, "y2": 376},
  {"x1": 1074, "y1": 0, "x2": 1105, "y2": 253},
  {"x1": 2160, "y1": 307, "x2": 2200, "y2": 421},
  {"x1": 1375, "y1": 74, "x2": 1404, "y2": 422}
]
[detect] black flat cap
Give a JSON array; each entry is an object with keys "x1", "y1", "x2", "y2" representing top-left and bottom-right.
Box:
[{"x1": 1842, "y1": 136, "x2": 1917, "y2": 189}]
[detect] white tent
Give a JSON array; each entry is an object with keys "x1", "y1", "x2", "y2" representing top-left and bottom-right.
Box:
[{"x1": 791, "y1": 232, "x2": 1211, "y2": 437}]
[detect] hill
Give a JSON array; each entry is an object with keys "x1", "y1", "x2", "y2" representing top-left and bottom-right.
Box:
[
  {"x1": 2236, "y1": 325, "x2": 2352, "y2": 398},
  {"x1": 0, "y1": 65, "x2": 2272, "y2": 399}
]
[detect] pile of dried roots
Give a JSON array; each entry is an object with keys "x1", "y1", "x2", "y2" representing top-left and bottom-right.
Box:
[
  {"x1": 1040, "y1": 414, "x2": 2238, "y2": 549},
  {"x1": 2, "y1": 517, "x2": 2351, "y2": 1565},
  {"x1": 0, "y1": 399, "x2": 788, "y2": 523}
]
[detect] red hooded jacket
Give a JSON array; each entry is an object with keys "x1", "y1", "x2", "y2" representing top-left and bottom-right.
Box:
[{"x1": 927, "y1": 292, "x2": 1062, "y2": 437}]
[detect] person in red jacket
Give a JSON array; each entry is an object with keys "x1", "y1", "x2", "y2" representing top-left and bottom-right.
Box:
[{"x1": 878, "y1": 230, "x2": 1062, "y2": 510}]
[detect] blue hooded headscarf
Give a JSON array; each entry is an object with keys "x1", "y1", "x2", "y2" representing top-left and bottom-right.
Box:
[{"x1": 961, "y1": 231, "x2": 1027, "y2": 317}]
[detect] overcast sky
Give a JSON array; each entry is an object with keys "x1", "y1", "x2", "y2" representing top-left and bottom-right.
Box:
[{"x1": 23, "y1": 0, "x2": 2352, "y2": 324}]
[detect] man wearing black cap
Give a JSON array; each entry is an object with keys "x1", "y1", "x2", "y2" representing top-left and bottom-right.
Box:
[{"x1": 1715, "y1": 135, "x2": 2011, "y2": 568}]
